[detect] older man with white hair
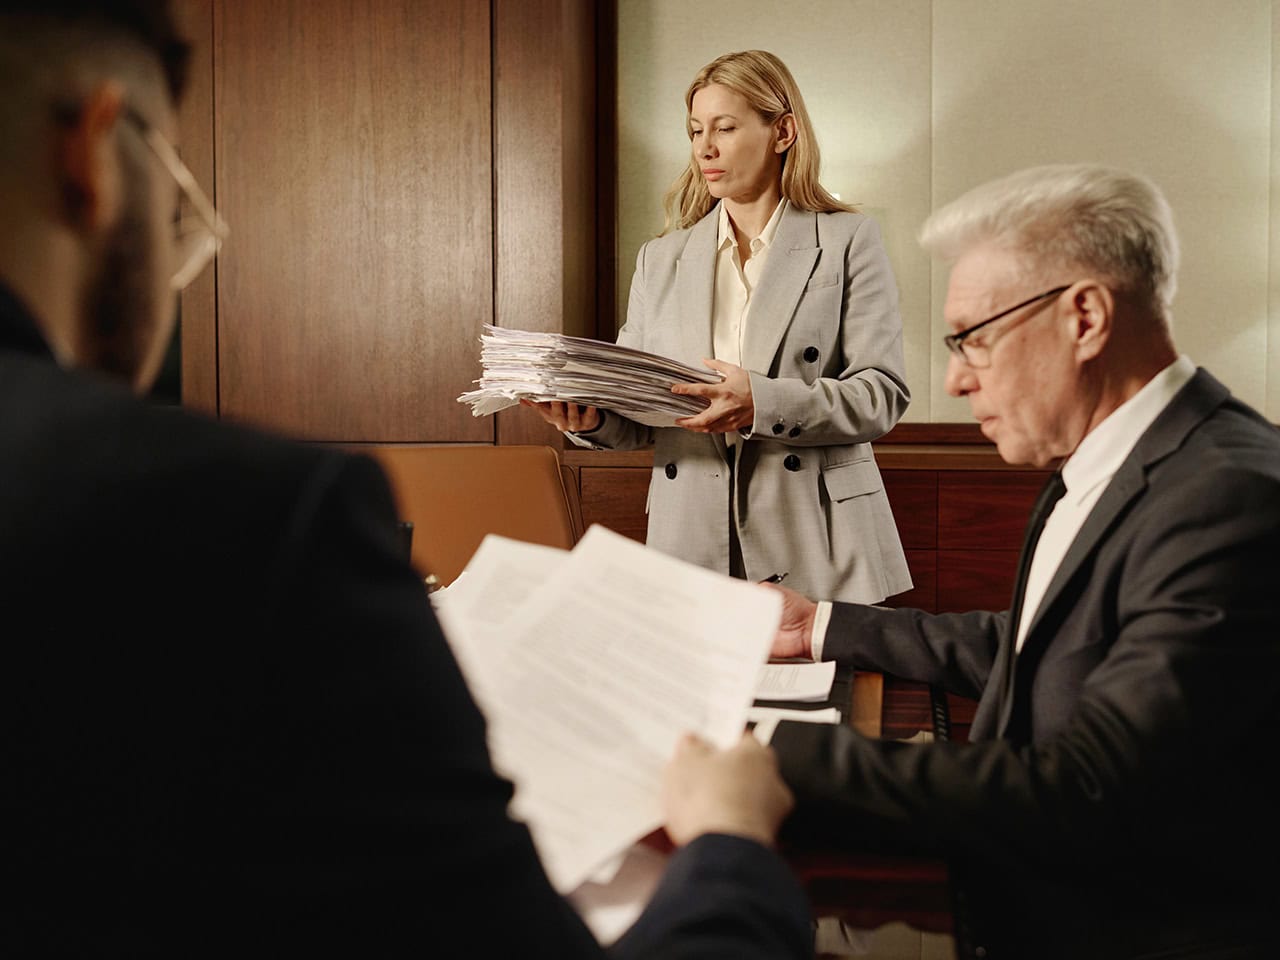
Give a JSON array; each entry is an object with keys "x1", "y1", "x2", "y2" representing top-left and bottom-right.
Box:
[{"x1": 768, "y1": 164, "x2": 1280, "y2": 959}]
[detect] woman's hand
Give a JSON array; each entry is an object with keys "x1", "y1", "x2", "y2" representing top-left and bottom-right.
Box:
[
  {"x1": 518, "y1": 399, "x2": 600, "y2": 433},
  {"x1": 672, "y1": 359, "x2": 754, "y2": 434}
]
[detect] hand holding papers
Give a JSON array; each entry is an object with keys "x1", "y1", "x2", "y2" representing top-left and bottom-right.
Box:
[
  {"x1": 435, "y1": 525, "x2": 782, "y2": 895},
  {"x1": 456, "y1": 324, "x2": 725, "y2": 427}
]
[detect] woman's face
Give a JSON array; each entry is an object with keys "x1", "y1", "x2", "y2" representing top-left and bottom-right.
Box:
[{"x1": 689, "y1": 83, "x2": 785, "y2": 206}]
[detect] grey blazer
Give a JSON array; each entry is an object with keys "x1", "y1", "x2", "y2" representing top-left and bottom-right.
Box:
[
  {"x1": 772, "y1": 369, "x2": 1280, "y2": 958},
  {"x1": 581, "y1": 202, "x2": 912, "y2": 603}
]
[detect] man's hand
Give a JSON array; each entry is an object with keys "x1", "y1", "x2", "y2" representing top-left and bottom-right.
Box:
[
  {"x1": 672, "y1": 359, "x2": 754, "y2": 434},
  {"x1": 518, "y1": 399, "x2": 600, "y2": 433},
  {"x1": 767, "y1": 582, "x2": 817, "y2": 660},
  {"x1": 662, "y1": 732, "x2": 794, "y2": 848}
]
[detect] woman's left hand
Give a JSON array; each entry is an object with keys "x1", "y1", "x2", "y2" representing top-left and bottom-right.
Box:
[{"x1": 672, "y1": 358, "x2": 755, "y2": 434}]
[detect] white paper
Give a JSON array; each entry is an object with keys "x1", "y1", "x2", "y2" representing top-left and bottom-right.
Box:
[
  {"x1": 444, "y1": 524, "x2": 781, "y2": 894},
  {"x1": 458, "y1": 324, "x2": 724, "y2": 426},
  {"x1": 746, "y1": 705, "x2": 842, "y2": 745},
  {"x1": 568, "y1": 842, "x2": 670, "y2": 946},
  {"x1": 432, "y1": 535, "x2": 569, "y2": 703},
  {"x1": 754, "y1": 660, "x2": 836, "y2": 702}
]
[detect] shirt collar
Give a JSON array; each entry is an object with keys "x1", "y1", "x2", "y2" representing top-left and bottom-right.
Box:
[
  {"x1": 1060, "y1": 354, "x2": 1197, "y2": 502},
  {"x1": 716, "y1": 198, "x2": 788, "y2": 253}
]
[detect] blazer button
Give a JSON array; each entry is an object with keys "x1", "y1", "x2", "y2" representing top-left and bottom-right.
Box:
[
  {"x1": 771, "y1": 422, "x2": 785, "y2": 435},
  {"x1": 803, "y1": 346, "x2": 819, "y2": 363},
  {"x1": 665, "y1": 462, "x2": 678, "y2": 479},
  {"x1": 784, "y1": 454, "x2": 801, "y2": 471},
  {"x1": 788, "y1": 425, "x2": 802, "y2": 438}
]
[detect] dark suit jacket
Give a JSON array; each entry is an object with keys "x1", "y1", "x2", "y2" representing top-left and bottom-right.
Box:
[
  {"x1": 773, "y1": 368, "x2": 1280, "y2": 959},
  {"x1": 0, "y1": 284, "x2": 811, "y2": 959}
]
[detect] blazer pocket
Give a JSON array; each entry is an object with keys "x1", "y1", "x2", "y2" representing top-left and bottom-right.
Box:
[
  {"x1": 805, "y1": 270, "x2": 840, "y2": 291},
  {"x1": 821, "y1": 458, "x2": 882, "y2": 502}
]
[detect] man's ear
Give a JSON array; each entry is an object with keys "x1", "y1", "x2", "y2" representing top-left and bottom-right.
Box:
[
  {"x1": 1069, "y1": 280, "x2": 1113, "y2": 362},
  {"x1": 58, "y1": 82, "x2": 125, "y2": 233},
  {"x1": 774, "y1": 113, "x2": 797, "y2": 154}
]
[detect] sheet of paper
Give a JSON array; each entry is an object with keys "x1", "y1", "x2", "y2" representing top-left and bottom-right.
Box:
[
  {"x1": 467, "y1": 524, "x2": 781, "y2": 894},
  {"x1": 568, "y1": 842, "x2": 670, "y2": 946},
  {"x1": 746, "y1": 705, "x2": 842, "y2": 745},
  {"x1": 754, "y1": 660, "x2": 836, "y2": 702},
  {"x1": 431, "y1": 535, "x2": 569, "y2": 702}
]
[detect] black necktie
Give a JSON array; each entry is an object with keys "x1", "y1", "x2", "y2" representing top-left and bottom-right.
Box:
[
  {"x1": 993, "y1": 470, "x2": 1067, "y2": 736},
  {"x1": 1008, "y1": 470, "x2": 1067, "y2": 636}
]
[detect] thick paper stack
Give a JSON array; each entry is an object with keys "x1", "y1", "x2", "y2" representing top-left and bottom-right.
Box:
[
  {"x1": 457, "y1": 324, "x2": 723, "y2": 427},
  {"x1": 430, "y1": 525, "x2": 781, "y2": 896}
]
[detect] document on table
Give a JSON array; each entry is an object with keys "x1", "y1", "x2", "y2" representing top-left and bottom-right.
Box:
[
  {"x1": 754, "y1": 660, "x2": 836, "y2": 702},
  {"x1": 437, "y1": 525, "x2": 781, "y2": 894},
  {"x1": 747, "y1": 706, "x2": 842, "y2": 745}
]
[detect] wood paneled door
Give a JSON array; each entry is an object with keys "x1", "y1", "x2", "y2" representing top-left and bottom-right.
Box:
[{"x1": 176, "y1": 0, "x2": 602, "y2": 446}]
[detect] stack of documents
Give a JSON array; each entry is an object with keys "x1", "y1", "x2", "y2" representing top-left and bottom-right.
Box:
[
  {"x1": 431, "y1": 525, "x2": 782, "y2": 896},
  {"x1": 457, "y1": 324, "x2": 723, "y2": 427}
]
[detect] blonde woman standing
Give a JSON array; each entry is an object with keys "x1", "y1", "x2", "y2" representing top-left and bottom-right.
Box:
[{"x1": 526, "y1": 49, "x2": 911, "y2": 604}]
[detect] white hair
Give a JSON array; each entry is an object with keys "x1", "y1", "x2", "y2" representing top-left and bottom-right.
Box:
[{"x1": 919, "y1": 164, "x2": 1180, "y2": 318}]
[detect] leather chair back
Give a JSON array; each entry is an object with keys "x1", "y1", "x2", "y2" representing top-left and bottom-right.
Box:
[{"x1": 362, "y1": 444, "x2": 583, "y2": 586}]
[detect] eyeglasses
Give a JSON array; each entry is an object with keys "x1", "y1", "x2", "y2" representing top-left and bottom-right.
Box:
[
  {"x1": 941, "y1": 284, "x2": 1071, "y2": 368},
  {"x1": 122, "y1": 106, "x2": 229, "y2": 290}
]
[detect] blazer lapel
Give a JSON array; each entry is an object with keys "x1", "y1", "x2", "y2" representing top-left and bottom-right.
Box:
[
  {"x1": 675, "y1": 208, "x2": 719, "y2": 367},
  {"x1": 675, "y1": 206, "x2": 726, "y2": 461},
  {"x1": 740, "y1": 204, "x2": 819, "y2": 375}
]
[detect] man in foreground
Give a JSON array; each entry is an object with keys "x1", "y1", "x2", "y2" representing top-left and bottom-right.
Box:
[
  {"x1": 770, "y1": 164, "x2": 1280, "y2": 958},
  {"x1": 0, "y1": 3, "x2": 811, "y2": 956}
]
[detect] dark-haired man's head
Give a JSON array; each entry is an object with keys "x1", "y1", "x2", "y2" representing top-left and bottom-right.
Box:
[{"x1": 0, "y1": 0, "x2": 196, "y2": 389}]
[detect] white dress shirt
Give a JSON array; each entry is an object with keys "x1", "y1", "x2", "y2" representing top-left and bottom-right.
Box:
[
  {"x1": 809, "y1": 355, "x2": 1197, "y2": 661},
  {"x1": 713, "y1": 199, "x2": 786, "y2": 448}
]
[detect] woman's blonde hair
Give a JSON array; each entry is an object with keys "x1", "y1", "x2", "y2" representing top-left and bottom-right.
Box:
[{"x1": 661, "y1": 49, "x2": 853, "y2": 234}]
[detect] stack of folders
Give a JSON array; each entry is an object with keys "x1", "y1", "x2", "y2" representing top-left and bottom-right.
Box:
[{"x1": 457, "y1": 324, "x2": 722, "y2": 426}]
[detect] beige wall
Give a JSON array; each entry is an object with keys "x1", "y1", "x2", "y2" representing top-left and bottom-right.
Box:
[{"x1": 618, "y1": 0, "x2": 1278, "y2": 423}]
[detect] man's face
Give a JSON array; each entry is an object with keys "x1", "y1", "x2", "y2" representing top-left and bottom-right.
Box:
[
  {"x1": 942, "y1": 244, "x2": 1081, "y2": 467},
  {"x1": 80, "y1": 107, "x2": 179, "y2": 391}
]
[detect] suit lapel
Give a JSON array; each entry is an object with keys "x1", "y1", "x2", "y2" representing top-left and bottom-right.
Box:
[
  {"x1": 1021, "y1": 369, "x2": 1230, "y2": 648},
  {"x1": 997, "y1": 369, "x2": 1230, "y2": 739},
  {"x1": 740, "y1": 204, "x2": 819, "y2": 375}
]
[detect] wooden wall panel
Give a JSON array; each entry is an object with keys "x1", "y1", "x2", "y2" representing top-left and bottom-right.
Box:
[
  {"x1": 175, "y1": 0, "x2": 217, "y2": 415},
  {"x1": 938, "y1": 471, "x2": 1045, "y2": 551},
  {"x1": 882, "y1": 469, "x2": 937, "y2": 549},
  {"x1": 214, "y1": 0, "x2": 492, "y2": 442},
  {"x1": 493, "y1": 0, "x2": 598, "y2": 448},
  {"x1": 936, "y1": 549, "x2": 1021, "y2": 614},
  {"x1": 580, "y1": 466, "x2": 650, "y2": 542},
  {"x1": 888, "y1": 549, "x2": 936, "y2": 612}
]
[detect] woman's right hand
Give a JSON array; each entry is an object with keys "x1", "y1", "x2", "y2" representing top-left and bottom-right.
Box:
[{"x1": 519, "y1": 399, "x2": 601, "y2": 433}]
